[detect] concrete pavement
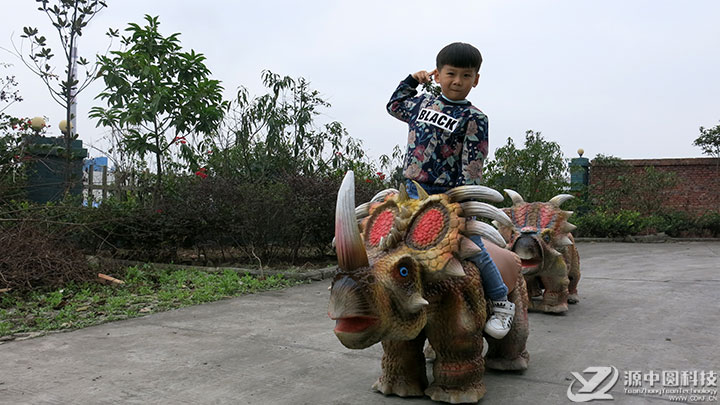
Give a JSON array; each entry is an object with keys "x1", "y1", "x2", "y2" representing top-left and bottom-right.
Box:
[{"x1": 1, "y1": 242, "x2": 718, "y2": 404}]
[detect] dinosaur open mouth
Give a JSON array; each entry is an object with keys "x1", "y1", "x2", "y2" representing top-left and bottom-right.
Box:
[
  {"x1": 520, "y1": 258, "x2": 541, "y2": 274},
  {"x1": 333, "y1": 316, "x2": 379, "y2": 333}
]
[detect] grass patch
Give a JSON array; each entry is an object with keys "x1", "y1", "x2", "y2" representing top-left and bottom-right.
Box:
[{"x1": 0, "y1": 264, "x2": 302, "y2": 339}]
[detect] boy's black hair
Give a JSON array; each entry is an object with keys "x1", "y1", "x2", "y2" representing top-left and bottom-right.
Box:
[{"x1": 436, "y1": 42, "x2": 483, "y2": 71}]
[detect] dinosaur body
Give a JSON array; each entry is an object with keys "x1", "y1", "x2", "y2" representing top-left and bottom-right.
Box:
[
  {"x1": 496, "y1": 190, "x2": 581, "y2": 313},
  {"x1": 329, "y1": 172, "x2": 529, "y2": 403}
]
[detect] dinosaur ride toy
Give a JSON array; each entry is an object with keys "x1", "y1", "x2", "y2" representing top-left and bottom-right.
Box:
[
  {"x1": 328, "y1": 171, "x2": 530, "y2": 403},
  {"x1": 495, "y1": 189, "x2": 581, "y2": 314}
]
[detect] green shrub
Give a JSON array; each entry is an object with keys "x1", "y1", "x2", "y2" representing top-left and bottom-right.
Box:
[
  {"x1": 573, "y1": 210, "x2": 647, "y2": 237},
  {"x1": 572, "y1": 209, "x2": 720, "y2": 238},
  {"x1": 697, "y1": 211, "x2": 720, "y2": 237},
  {"x1": 23, "y1": 172, "x2": 386, "y2": 266},
  {"x1": 655, "y1": 211, "x2": 695, "y2": 237}
]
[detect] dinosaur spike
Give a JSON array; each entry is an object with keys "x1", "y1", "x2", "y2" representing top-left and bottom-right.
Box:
[
  {"x1": 548, "y1": 194, "x2": 574, "y2": 207},
  {"x1": 355, "y1": 202, "x2": 371, "y2": 219},
  {"x1": 556, "y1": 235, "x2": 573, "y2": 246},
  {"x1": 385, "y1": 233, "x2": 395, "y2": 248},
  {"x1": 398, "y1": 183, "x2": 409, "y2": 202},
  {"x1": 561, "y1": 222, "x2": 577, "y2": 233},
  {"x1": 406, "y1": 293, "x2": 430, "y2": 313},
  {"x1": 370, "y1": 188, "x2": 399, "y2": 203},
  {"x1": 504, "y1": 189, "x2": 525, "y2": 205},
  {"x1": 397, "y1": 217, "x2": 409, "y2": 231},
  {"x1": 464, "y1": 220, "x2": 507, "y2": 248},
  {"x1": 390, "y1": 228, "x2": 403, "y2": 245},
  {"x1": 443, "y1": 257, "x2": 466, "y2": 277},
  {"x1": 446, "y1": 185, "x2": 504, "y2": 203},
  {"x1": 460, "y1": 201, "x2": 513, "y2": 228},
  {"x1": 459, "y1": 236, "x2": 483, "y2": 259},
  {"x1": 563, "y1": 210, "x2": 574, "y2": 217},
  {"x1": 411, "y1": 180, "x2": 429, "y2": 200}
]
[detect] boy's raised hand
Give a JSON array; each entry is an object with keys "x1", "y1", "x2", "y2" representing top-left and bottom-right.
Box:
[{"x1": 412, "y1": 69, "x2": 438, "y2": 84}]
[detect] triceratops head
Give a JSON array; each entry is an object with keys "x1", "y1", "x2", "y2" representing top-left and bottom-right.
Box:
[
  {"x1": 496, "y1": 189, "x2": 577, "y2": 276},
  {"x1": 328, "y1": 171, "x2": 510, "y2": 349}
]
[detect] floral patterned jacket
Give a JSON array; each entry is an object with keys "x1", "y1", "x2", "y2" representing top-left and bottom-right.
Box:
[{"x1": 387, "y1": 75, "x2": 489, "y2": 187}]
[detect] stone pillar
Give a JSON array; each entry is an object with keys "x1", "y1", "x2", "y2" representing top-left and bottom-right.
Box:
[
  {"x1": 570, "y1": 149, "x2": 590, "y2": 192},
  {"x1": 25, "y1": 135, "x2": 87, "y2": 203}
]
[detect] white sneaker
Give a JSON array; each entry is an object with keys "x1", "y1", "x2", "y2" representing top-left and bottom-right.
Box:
[{"x1": 484, "y1": 300, "x2": 515, "y2": 339}]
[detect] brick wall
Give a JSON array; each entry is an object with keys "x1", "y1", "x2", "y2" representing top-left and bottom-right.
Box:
[{"x1": 589, "y1": 158, "x2": 720, "y2": 215}]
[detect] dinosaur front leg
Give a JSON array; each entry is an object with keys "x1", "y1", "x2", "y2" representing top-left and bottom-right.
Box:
[
  {"x1": 535, "y1": 274, "x2": 569, "y2": 313},
  {"x1": 565, "y1": 245, "x2": 581, "y2": 304},
  {"x1": 372, "y1": 333, "x2": 427, "y2": 397},
  {"x1": 525, "y1": 274, "x2": 543, "y2": 299},
  {"x1": 424, "y1": 292, "x2": 487, "y2": 403},
  {"x1": 567, "y1": 272, "x2": 580, "y2": 304},
  {"x1": 425, "y1": 333, "x2": 486, "y2": 403},
  {"x1": 525, "y1": 255, "x2": 569, "y2": 313}
]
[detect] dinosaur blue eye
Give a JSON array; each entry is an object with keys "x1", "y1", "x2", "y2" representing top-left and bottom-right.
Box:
[{"x1": 399, "y1": 266, "x2": 409, "y2": 277}]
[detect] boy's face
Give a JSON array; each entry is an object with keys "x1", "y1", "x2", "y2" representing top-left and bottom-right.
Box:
[{"x1": 434, "y1": 65, "x2": 479, "y2": 101}]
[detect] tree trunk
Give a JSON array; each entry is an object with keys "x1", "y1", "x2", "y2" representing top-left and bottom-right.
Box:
[{"x1": 154, "y1": 150, "x2": 163, "y2": 206}]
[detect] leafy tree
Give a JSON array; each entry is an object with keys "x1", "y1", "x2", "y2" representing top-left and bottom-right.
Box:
[
  {"x1": 378, "y1": 144, "x2": 405, "y2": 188},
  {"x1": 0, "y1": 116, "x2": 38, "y2": 201},
  {"x1": 10, "y1": 0, "x2": 117, "y2": 192},
  {"x1": 0, "y1": 63, "x2": 31, "y2": 201},
  {"x1": 0, "y1": 63, "x2": 23, "y2": 114},
  {"x1": 209, "y1": 70, "x2": 373, "y2": 181},
  {"x1": 694, "y1": 122, "x2": 720, "y2": 167},
  {"x1": 90, "y1": 15, "x2": 227, "y2": 199},
  {"x1": 483, "y1": 130, "x2": 569, "y2": 202}
]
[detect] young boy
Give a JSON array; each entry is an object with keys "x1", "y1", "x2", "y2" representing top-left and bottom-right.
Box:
[{"x1": 386, "y1": 42, "x2": 514, "y2": 339}]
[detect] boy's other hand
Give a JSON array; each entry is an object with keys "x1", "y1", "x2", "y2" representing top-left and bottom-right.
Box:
[{"x1": 412, "y1": 69, "x2": 438, "y2": 84}]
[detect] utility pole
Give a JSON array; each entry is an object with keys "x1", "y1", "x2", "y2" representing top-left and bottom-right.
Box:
[{"x1": 70, "y1": 42, "x2": 78, "y2": 135}]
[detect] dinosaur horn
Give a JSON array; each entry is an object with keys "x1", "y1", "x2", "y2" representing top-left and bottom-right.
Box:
[
  {"x1": 355, "y1": 188, "x2": 399, "y2": 220},
  {"x1": 460, "y1": 201, "x2": 513, "y2": 228},
  {"x1": 556, "y1": 235, "x2": 573, "y2": 246},
  {"x1": 371, "y1": 188, "x2": 399, "y2": 203},
  {"x1": 458, "y1": 236, "x2": 483, "y2": 259},
  {"x1": 406, "y1": 293, "x2": 430, "y2": 312},
  {"x1": 335, "y1": 171, "x2": 369, "y2": 271},
  {"x1": 464, "y1": 219, "x2": 507, "y2": 248},
  {"x1": 411, "y1": 180, "x2": 429, "y2": 200},
  {"x1": 398, "y1": 183, "x2": 409, "y2": 203},
  {"x1": 443, "y1": 257, "x2": 466, "y2": 277},
  {"x1": 446, "y1": 185, "x2": 504, "y2": 203},
  {"x1": 548, "y1": 194, "x2": 574, "y2": 207},
  {"x1": 504, "y1": 189, "x2": 525, "y2": 205},
  {"x1": 355, "y1": 202, "x2": 371, "y2": 220}
]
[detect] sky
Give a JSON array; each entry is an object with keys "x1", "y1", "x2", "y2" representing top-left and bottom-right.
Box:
[{"x1": 2, "y1": 0, "x2": 720, "y2": 165}]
